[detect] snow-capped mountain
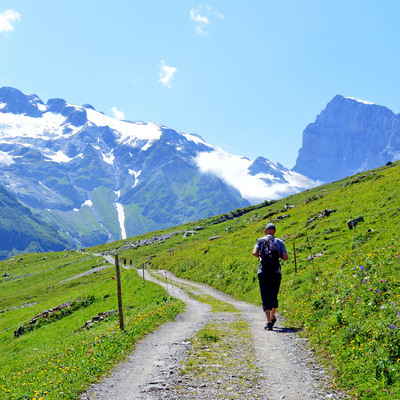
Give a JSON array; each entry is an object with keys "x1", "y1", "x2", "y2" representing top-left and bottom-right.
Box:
[
  {"x1": 0, "y1": 87, "x2": 311, "y2": 248},
  {"x1": 293, "y1": 95, "x2": 400, "y2": 182}
]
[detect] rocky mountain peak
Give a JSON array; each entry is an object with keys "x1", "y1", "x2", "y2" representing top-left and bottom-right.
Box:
[
  {"x1": 0, "y1": 86, "x2": 44, "y2": 118},
  {"x1": 293, "y1": 95, "x2": 399, "y2": 182}
]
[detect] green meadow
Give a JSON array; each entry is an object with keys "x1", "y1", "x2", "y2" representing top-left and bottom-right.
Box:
[
  {"x1": 0, "y1": 251, "x2": 183, "y2": 399},
  {"x1": 1, "y1": 160, "x2": 400, "y2": 399}
]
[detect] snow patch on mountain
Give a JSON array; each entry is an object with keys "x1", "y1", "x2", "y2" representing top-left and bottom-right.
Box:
[
  {"x1": 129, "y1": 169, "x2": 141, "y2": 188},
  {"x1": 141, "y1": 140, "x2": 155, "y2": 151},
  {"x1": 345, "y1": 97, "x2": 374, "y2": 105},
  {"x1": 114, "y1": 190, "x2": 126, "y2": 238},
  {"x1": 0, "y1": 112, "x2": 75, "y2": 139},
  {"x1": 82, "y1": 200, "x2": 93, "y2": 207},
  {"x1": 128, "y1": 170, "x2": 141, "y2": 178},
  {"x1": 86, "y1": 109, "x2": 162, "y2": 145},
  {"x1": 0, "y1": 150, "x2": 14, "y2": 164},
  {"x1": 182, "y1": 133, "x2": 209, "y2": 145},
  {"x1": 45, "y1": 150, "x2": 73, "y2": 163},
  {"x1": 115, "y1": 203, "x2": 126, "y2": 239},
  {"x1": 102, "y1": 150, "x2": 115, "y2": 165}
]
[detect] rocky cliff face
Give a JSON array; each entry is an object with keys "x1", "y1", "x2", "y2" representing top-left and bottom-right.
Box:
[{"x1": 293, "y1": 95, "x2": 400, "y2": 182}]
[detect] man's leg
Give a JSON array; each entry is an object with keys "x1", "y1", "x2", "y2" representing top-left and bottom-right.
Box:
[
  {"x1": 264, "y1": 309, "x2": 272, "y2": 324},
  {"x1": 270, "y1": 308, "x2": 277, "y2": 326}
]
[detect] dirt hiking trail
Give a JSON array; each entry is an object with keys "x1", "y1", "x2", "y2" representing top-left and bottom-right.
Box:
[{"x1": 81, "y1": 265, "x2": 347, "y2": 400}]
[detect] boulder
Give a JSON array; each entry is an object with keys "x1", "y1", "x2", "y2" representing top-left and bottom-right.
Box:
[{"x1": 209, "y1": 236, "x2": 222, "y2": 241}]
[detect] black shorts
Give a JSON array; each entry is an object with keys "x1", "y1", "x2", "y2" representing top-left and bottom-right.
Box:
[{"x1": 258, "y1": 272, "x2": 282, "y2": 310}]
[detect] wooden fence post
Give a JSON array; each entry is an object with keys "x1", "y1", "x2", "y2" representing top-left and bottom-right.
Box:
[
  {"x1": 293, "y1": 241, "x2": 298, "y2": 274},
  {"x1": 306, "y1": 232, "x2": 315, "y2": 268},
  {"x1": 115, "y1": 253, "x2": 124, "y2": 331}
]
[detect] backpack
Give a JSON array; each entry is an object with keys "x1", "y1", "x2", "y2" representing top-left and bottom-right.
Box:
[{"x1": 258, "y1": 237, "x2": 280, "y2": 273}]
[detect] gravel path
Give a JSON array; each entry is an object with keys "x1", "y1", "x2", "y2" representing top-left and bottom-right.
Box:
[{"x1": 80, "y1": 267, "x2": 347, "y2": 400}]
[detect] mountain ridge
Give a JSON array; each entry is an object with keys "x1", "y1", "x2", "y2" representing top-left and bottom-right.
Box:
[
  {"x1": 2, "y1": 87, "x2": 399, "y2": 256},
  {"x1": 1, "y1": 86, "x2": 311, "y2": 251}
]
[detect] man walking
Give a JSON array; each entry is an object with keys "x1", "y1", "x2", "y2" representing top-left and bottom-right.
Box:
[{"x1": 252, "y1": 223, "x2": 288, "y2": 330}]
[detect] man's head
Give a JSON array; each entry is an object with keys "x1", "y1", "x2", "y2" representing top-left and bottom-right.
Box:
[{"x1": 264, "y1": 223, "x2": 276, "y2": 235}]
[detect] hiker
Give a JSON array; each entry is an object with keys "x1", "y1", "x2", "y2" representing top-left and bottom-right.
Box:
[{"x1": 252, "y1": 223, "x2": 288, "y2": 331}]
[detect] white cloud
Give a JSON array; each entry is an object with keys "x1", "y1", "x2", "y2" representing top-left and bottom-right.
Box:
[
  {"x1": 111, "y1": 106, "x2": 126, "y2": 120},
  {"x1": 195, "y1": 149, "x2": 318, "y2": 203},
  {"x1": 0, "y1": 10, "x2": 21, "y2": 34},
  {"x1": 159, "y1": 60, "x2": 177, "y2": 88},
  {"x1": 190, "y1": 4, "x2": 224, "y2": 35}
]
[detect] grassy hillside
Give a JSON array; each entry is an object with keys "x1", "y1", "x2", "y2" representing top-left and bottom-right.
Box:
[
  {"x1": 0, "y1": 184, "x2": 73, "y2": 260},
  {"x1": 91, "y1": 161, "x2": 400, "y2": 399},
  {"x1": 1, "y1": 161, "x2": 399, "y2": 399},
  {"x1": 0, "y1": 251, "x2": 183, "y2": 399}
]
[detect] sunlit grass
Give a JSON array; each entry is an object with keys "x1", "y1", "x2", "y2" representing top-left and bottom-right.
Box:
[{"x1": 0, "y1": 251, "x2": 184, "y2": 399}]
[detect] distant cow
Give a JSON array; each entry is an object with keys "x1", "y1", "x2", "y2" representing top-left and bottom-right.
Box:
[{"x1": 347, "y1": 216, "x2": 364, "y2": 230}]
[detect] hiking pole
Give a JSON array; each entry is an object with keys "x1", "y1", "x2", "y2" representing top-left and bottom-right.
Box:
[
  {"x1": 115, "y1": 253, "x2": 124, "y2": 331},
  {"x1": 293, "y1": 241, "x2": 298, "y2": 274}
]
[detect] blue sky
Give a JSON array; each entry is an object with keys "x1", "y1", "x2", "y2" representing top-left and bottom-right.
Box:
[{"x1": 1, "y1": 1, "x2": 400, "y2": 168}]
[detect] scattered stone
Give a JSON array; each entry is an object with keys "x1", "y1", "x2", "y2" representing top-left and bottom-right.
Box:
[
  {"x1": 308, "y1": 252, "x2": 325, "y2": 261},
  {"x1": 183, "y1": 231, "x2": 195, "y2": 238},
  {"x1": 79, "y1": 310, "x2": 117, "y2": 330},
  {"x1": 209, "y1": 236, "x2": 222, "y2": 241},
  {"x1": 116, "y1": 231, "x2": 183, "y2": 252},
  {"x1": 304, "y1": 195, "x2": 324, "y2": 204},
  {"x1": 306, "y1": 209, "x2": 338, "y2": 226},
  {"x1": 320, "y1": 209, "x2": 337, "y2": 217}
]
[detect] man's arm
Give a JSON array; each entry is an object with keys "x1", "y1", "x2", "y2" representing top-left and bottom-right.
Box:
[
  {"x1": 281, "y1": 252, "x2": 288, "y2": 261},
  {"x1": 252, "y1": 246, "x2": 260, "y2": 258}
]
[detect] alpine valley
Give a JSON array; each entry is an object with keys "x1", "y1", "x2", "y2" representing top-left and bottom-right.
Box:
[
  {"x1": 0, "y1": 87, "x2": 313, "y2": 257},
  {"x1": 1, "y1": 87, "x2": 399, "y2": 259}
]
